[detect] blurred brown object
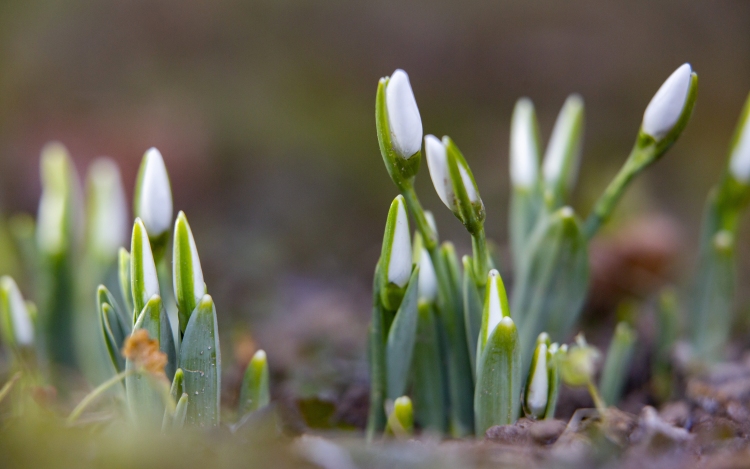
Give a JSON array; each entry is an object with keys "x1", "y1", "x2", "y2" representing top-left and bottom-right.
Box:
[{"x1": 588, "y1": 215, "x2": 684, "y2": 312}]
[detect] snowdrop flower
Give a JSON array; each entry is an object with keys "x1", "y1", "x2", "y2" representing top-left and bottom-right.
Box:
[
  {"x1": 134, "y1": 148, "x2": 173, "y2": 237},
  {"x1": 510, "y1": 98, "x2": 540, "y2": 189},
  {"x1": 728, "y1": 95, "x2": 750, "y2": 183},
  {"x1": 425, "y1": 135, "x2": 483, "y2": 220},
  {"x1": 87, "y1": 158, "x2": 127, "y2": 261},
  {"x1": 0, "y1": 276, "x2": 34, "y2": 347},
  {"x1": 642, "y1": 64, "x2": 694, "y2": 141},
  {"x1": 385, "y1": 69, "x2": 423, "y2": 159}
]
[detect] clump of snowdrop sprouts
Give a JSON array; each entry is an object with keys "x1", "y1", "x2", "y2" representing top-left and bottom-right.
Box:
[
  {"x1": 134, "y1": 148, "x2": 173, "y2": 259},
  {"x1": 584, "y1": 64, "x2": 697, "y2": 237}
]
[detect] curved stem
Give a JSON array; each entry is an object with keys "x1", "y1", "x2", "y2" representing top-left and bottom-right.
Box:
[
  {"x1": 67, "y1": 370, "x2": 134, "y2": 425},
  {"x1": 586, "y1": 380, "x2": 607, "y2": 415}
]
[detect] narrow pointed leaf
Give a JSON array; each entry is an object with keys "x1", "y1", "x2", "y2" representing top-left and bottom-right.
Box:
[
  {"x1": 474, "y1": 317, "x2": 521, "y2": 435},
  {"x1": 239, "y1": 349, "x2": 270, "y2": 416},
  {"x1": 173, "y1": 211, "x2": 206, "y2": 333},
  {"x1": 411, "y1": 301, "x2": 446, "y2": 433},
  {"x1": 179, "y1": 294, "x2": 221, "y2": 428},
  {"x1": 462, "y1": 256, "x2": 482, "y2": 375},
  {"x1": 130, "y1": 219, "x2": 161, "y2": 319},
  {"x1": 118, "y1": 248, "x2": 134, "y2": 316},
  {"x1": 386, "y1": 267, "x2": 420, "y2": 400}
]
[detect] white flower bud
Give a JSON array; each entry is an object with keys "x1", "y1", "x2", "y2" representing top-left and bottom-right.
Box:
[
  {"x1": 387, "y1": 196, "x2": 412, "y2": 288},
  {"x1": 425, "y1": 135, "x2": 453, "y2": 210},
  {"x1": 87, "y1": 158, "x2": 127, "y2": 260},
  {"x1": 642, "y1": 64, "x2": 693, "y2": 140},
  {"x1": 134, "y1": 148, "x2": 173, "y2": 236},
  {"x1": 526, "y1": 342, "x2": 549, "y2": 416},
  {"x1": 0, "y1": 276, "x2": 34, "y2": 347},
  {"x1": 728, "y1": 100, "x2": 750, "y2": 183},
  {"x1": 543, "y1": 94, "x2": 584, "y2": 189},
  {"x1": 418, "y1": 248, "x2": 438, "y2": 302},
  {"x1": 385, "y1": 69, "x2": 423, "y2": 159},
  {"x1": 510, "y1": 98, "x2": 540, "y2": 188}
]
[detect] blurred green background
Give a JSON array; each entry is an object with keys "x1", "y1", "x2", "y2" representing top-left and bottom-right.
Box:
[{"x1": 0, "y1": 0, "x2": 749, "y2": 406}]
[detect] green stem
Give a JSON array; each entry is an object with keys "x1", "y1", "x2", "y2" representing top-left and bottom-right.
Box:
[
  {"x1": 583, "y1": 148, "x2": 639, "y2": 239},
  {"x1": 402, "y1": 184, "x2": 438, "y2": 250},
  {"x1": 586, "y1": 380, "x2": 607, "y2": 415},
  {"x1": 471, "y1": 228, "x2": 490, "y2": 286},
  {"x1": 67, "y1": 370, "x2": 134, "y2": 425},
  {"x1": 0, "y1": 372, "x2": 21, "y2": 405}
]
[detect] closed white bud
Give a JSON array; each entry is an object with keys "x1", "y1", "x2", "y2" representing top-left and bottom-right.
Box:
[
  {"x1": 387, "y1": 196, "x2": 412, "y2": 288},
  {"x1": 728, "y1": 96, "x2": 750, "y2": 183},
  {"x1": 134, "y1": 148, "x2": 173, "y2": 236},
  {"x1": 642, "y1": 64, "x2": 693, "y2": 140},
  {"x1": 418, "y1": 249, "x2": 438, "y2": 302},
  {"x1": 526, "y1": 342, "x2": 549, "y2": 416},
  {"x1": 510, "y1": 98, "x2": 540, "y2": 188},
  {"x1": 385, "y1": 69, "x2": 423, "y2": 159},
  {"x1": 0, "y1": 276, "x2": 34, "y2": 347},
  {"x1": 87, "y1": 158, "x2": 127, "y2": 260}
]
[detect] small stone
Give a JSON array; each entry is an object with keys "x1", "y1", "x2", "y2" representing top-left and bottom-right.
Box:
[
  {"x1": 485, "y1": 419, "x2": 531, "y2": 444},
  {"x1": 659, "y1": 400, "x2": 690, "y2": 427},
  {"x1": 529, "y1": 419, "x2": 566, "y2": 445}
]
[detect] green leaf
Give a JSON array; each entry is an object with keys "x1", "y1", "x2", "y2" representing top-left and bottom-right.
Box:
[
  {"x1": 386, "y1": 267, "x2": 420, "y2": 401},
  {"x1": 386, "y1": 395, "x2": 414, "y2": 437},
  {"x1": 100, "y1": 303, "x2": 127, "y2": 373},
  {"x1": 599, "y1": 321, "x2": 637, "y2": 406},
  {"x1": 162, "y1": 369, "x2": 185, "y2": 429},
  {"x1": 474, "y1": 316, "x2": 521, "y2": 435},
  {"x1": 512, "y1": 207, "x2": 589, "y2": 367},
  {"x1": 169, "y1": 368, "x2": 185, "y2": 402},
  {"x1": 462, "y1": 257, "x2": 483, "y2": 377},
  {"x1": 366, "y1": 263, "x2": 387, "y2": 441},
  {"x1": 130, "y1": 219, "x2": 161, "y2": 320},
  {"x1": 544, "y1": 343, "x2": 564, "y2": 420},
  {"x1": 118, "y1": 248, "x2": 134, "y2": 316},
  {"x1": 172, "y1": 393, "x2": 189, "y2": 429},
  {"x1": 179, "y1": 294, "x2": 221, "y2": 428},
  {"x1": 173, "y1": 211, "x2": 206, "y2": 334},
  {"x1": 411, "y1": 301, "x2": 446, "y2": 433},
  {"x1": 126, "y1": 296, "x2": 177, "y2": 427},
  {"x1": 542, "y1": 94, "x2": 584, "y2": 209},
  {"x1": 439, "y1": 242, "x2": 475, "y2": 437},
  {"x1": 239, "y1": 349, "x2": 270, "y2": 417}
]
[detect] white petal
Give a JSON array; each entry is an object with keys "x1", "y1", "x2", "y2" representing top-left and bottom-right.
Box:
[
  {"x1": 425, "y1": 135, "x2": 453, "y2": 209},
  {"x1": 387, "y1": 197, "x2": 412, "y2": 287},
  {"x1": 386, "y1": 70, "x2": 423, "y2": 159},
  {"x1": 486, "y1": 270, "x2": 504, "y2": 335},
  {"x1": 1, "y1": 277, "x2": 34, "y2": 346},
  {"x1": 510, "y1": 98, "x2": 539, "y2": 188},
  {"x1": 418, "y1": 248, "x2": 438, "y2": 302},
  {"x1": 642, "y1": 64, "x2": 692, "y2": 140},
  {"x1": 137, "y1": 148, "x2": 173, "y2": 236},
  {"x1": 527, "y1": 343, "x2": 549, "y2": 414},
  {"x1": 458, "y1": 163, "x2": 479, "y2": 203},
  {"x1": 729, "y1": 111, "x2": 750, "y2": 183}
]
